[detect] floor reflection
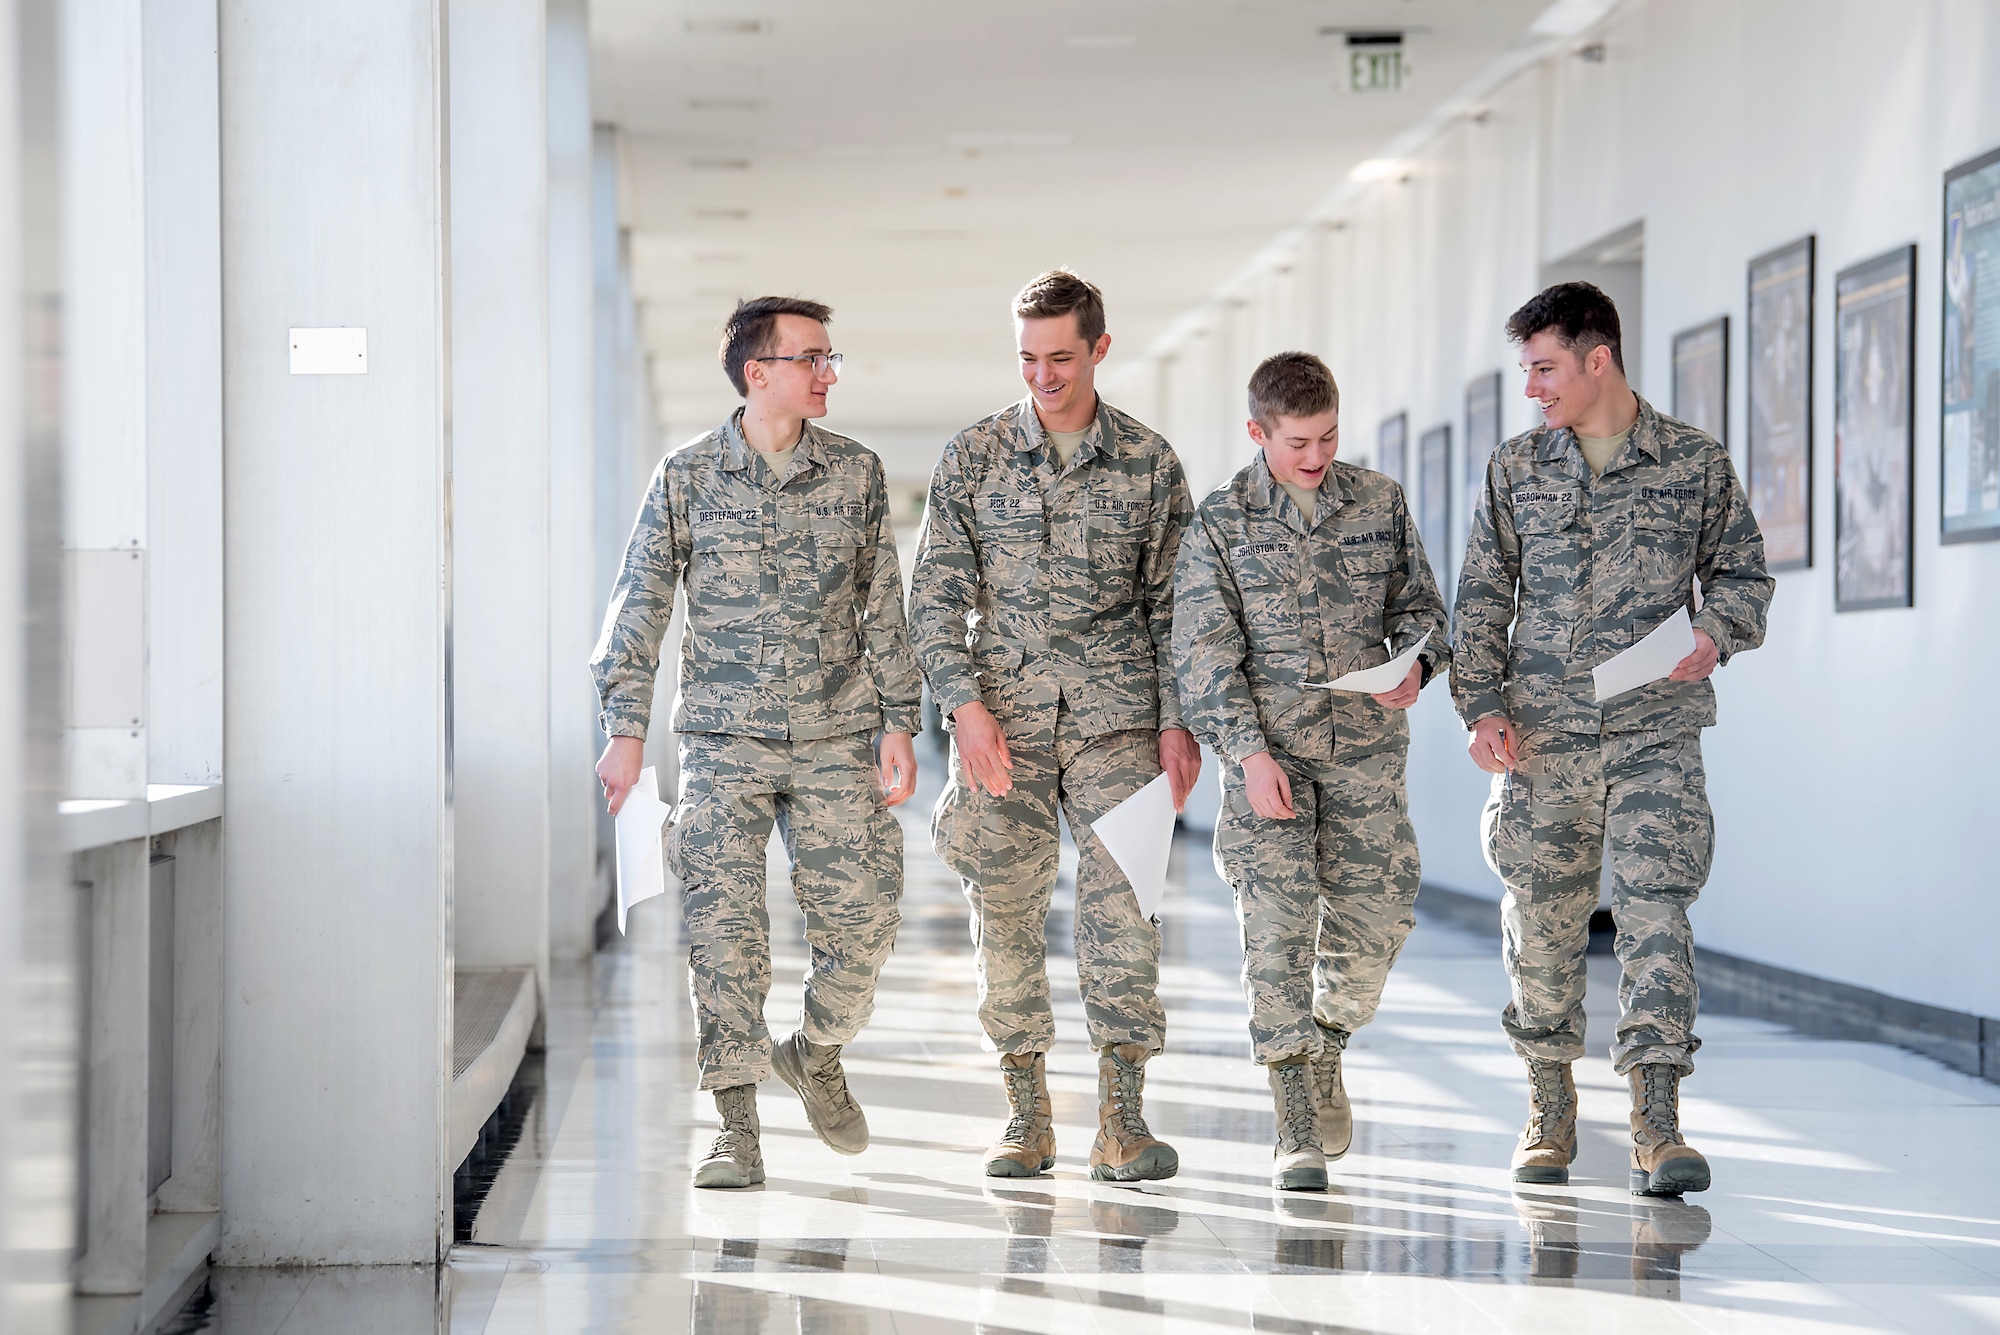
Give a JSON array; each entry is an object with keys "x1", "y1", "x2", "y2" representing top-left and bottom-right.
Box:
[{"x1": 166, "y1": 758, "x2": 2000, "y2": 1333}]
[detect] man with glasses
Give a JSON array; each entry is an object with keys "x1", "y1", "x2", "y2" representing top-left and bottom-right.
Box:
[
  {"x1": 593, "y1": 296, "x2": 922, "y2": 1189},
  {"x1": 909, "y1": 270, "x2": 1200, "y2": 1182}
]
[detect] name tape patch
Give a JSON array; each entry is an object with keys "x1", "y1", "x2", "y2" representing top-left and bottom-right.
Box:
[
  {"x1": 1515, "y1": 490, "x2": 1574, "y2": 505},
  {"x1": 1641, "y1": 486, "x2": 1701, "y2": 502},
  {"x1": 1336, "y1": 529, "x2": 1394, "y2": 547},
  {"x1": 813, "y1": 501, "x2": 866, "y2": 520},
  {"x1": 696, "y1": 507, "x2": 763, "y2": 526}
]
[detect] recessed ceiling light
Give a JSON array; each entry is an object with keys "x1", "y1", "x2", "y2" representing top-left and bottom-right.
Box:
[
  {"x1": 689, "y1": 158, "x2": 751, "y2": 171},
  {"x1": 869, "y1": 229, "x2": 966, "y2": 242},
  {"x1": 687, "y1": 97, "x2": 764, "y2": 111},
  {"x1": 693, "y1": 208, "x2": 750, "y2": 220},
  {"x1": 693, "y1": 252, "x2": 743, "y2": 264},
  {"x1": 1065, "y1": 35, "x2": 1136, "y2": 48},
  {"x1": 945, "y1": 132, "x2": 1072, "y2": 150},
  {"x1": 685, "y1": 18, "x2": 769, "y2": 35}
]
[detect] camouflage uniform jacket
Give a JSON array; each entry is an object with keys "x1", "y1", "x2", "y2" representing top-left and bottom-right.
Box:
[
  {"x1": 1173, "y1": 455, "x2": 1449, "y2": 764},
  {"x1": 590, "y1": 411, "x2": 923, "y2": 741},
  {"x1": 1451, "y1": 395, "x2": 1773, "y2": 735},
  {"x1": 908, "y1": 396, "x2": 1192, "y2": 740}
]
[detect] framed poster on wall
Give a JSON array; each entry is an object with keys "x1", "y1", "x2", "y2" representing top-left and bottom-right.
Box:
[
  {"x1": 1834, "y1": 244, "x2": 1916, "y2": 612},
  {"x1": 1464, "y1": 370, "x2": 1502, "y2": 494},
  {"x1": 1942, "y1": 146, "x2": 2000, "y2": 543},
  {"x1": 1377, "y1": 412, "x2": 1407, "y2": 486},
  {"x1": 1747, "y1": 237, "x2": 1814, "y2": 570},
  {"x1": 1671, "y1": 316, "x2": 1728, "y2": 443},
  {"x1": 1418, "y1": 423, "x2": 1450, "y2": 564}
]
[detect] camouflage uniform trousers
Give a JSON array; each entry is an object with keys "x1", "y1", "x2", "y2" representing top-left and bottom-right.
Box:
[
  {"x1": 1214, "y1": 745, "x2": 1420, "y2": 1065},
  {"x1": 667, "y1": 730, "x2": 903, "y2": 1091},
  {"x1": 930, "y1": 704, "x2": 1166, "y2": 1056},
  {"x1": 1481, "y1": 727, "x2": 1713, "y2": 1074}
]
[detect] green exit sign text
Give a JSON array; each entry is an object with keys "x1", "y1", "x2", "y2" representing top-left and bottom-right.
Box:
[{"x1": 1349, "y1": 47, "x2": 1407, "y2": 93}]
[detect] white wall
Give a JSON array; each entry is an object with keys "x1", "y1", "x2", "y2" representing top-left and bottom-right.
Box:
[{"x1": 1129, "y1": 0, "x2": 2000, "y2": 1022}]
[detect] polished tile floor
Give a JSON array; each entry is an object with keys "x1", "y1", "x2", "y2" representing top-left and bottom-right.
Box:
[{"x1": 176, "y1": 767, "x2": 2000, "y2": 1333}]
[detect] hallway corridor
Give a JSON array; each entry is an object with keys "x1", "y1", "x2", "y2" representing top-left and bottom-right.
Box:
[{"x1": 171, "y1": 780, "x2": 2000, "y2": 1334}]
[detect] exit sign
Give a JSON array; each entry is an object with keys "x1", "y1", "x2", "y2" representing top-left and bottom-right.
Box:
[{"x1": 1349, "y1": 47, "x2": 1406, "y2": 93}]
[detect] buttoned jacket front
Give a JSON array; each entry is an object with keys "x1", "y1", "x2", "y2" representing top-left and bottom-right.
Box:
[
  {"x1": 907, "y1": 396, "x2": 1192, "y2": 742},
  {"x1": 1451, "y1": 395, "x2": 1773, "y2": 736},
  {"x1": 590, "y1": 411, "x2": 923, "y2": 742},
  {"x1": 1173, "y1": 455, "x2": 1448, "y2": 764}
]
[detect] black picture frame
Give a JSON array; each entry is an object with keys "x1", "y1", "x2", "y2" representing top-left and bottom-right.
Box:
[
  {"x1": 1833, "y1": 243, "x2": 1916, "y2": 613},
  {"x1": 1376, "y1": 412, "x2": 1407, "y2": 485},
  {"x1": 1941, "y1": 144, "x2": 2000, "y2": 545},
  {"x1": 1746, "y1": 236, "x2": 1815, "y2": 571},
  {"x1": 1463, "y1": 371, "x2": 1502, "y2": 559},
  {"x1": 1418, "y1": 423, "x2": 1450, "y2": 568},
  {"x1": 1671, "y1": 315, "x2": 1728, "y2": 444}
]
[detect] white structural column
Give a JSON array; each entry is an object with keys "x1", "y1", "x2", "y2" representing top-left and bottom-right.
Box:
[
  {"x1": 62, "y1": 0, "x2": 147, "y2": 800},
  {"x1": 5, "y1": 0, "x2": 78, "y2": 1326},
  {"x1": 547, "y1": 0, "x2": 601, "y2": 959},
  {"x1": 142, "y1": 0, "x2": 222, "y2": 789},
  {"x1": 449, "y1": 0, "x2": 551, "y2": 1012},
  {"x1": 219, "y1": 0, "x2": 453, "y2": 1266}
]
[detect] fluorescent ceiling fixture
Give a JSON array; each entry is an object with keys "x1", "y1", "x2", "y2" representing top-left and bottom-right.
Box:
[
  {"x1": 684, "y1": 17, "x2": 768, "y2": 35},
  {"x1": 1065, "y1": 35, "x2": 1137, "y2": 48},
  {"x1": 1528, "y1": 0, "x2": 1619, "y2": 37},
  {"x1": 945, "y1": 132, "x2": 1073, "y2": 150},
  {"x1": 1348, "y1": 158, "x2": 1411, "y2": 182},
  {"x1": 688, "y1": 157, "x2": 751, "y2": 170},
  {"x1": 820, "y1": 142, "x2": 940, "y2": 158},
  {"x1": 688, "y1": 97, "x2": 763, "y2": 111}
]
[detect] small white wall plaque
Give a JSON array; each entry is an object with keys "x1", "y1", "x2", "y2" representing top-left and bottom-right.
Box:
[{"x1": 289, "y1": 327, "x2": 367, "y2": 375}]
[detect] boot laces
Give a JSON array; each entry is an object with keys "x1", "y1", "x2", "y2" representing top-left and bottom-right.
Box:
[
  {"x1": 1000, "y1": 1060, "x2": 1045, "y2": 1145},
  {"x1": 1526, "y1": 1062, "x2": 1573, "y2": 1140},
  {"x1": 1107, "y1": 1051, "x2": 1153, "y2": 1142},
  {"x1": 708, "y1": 1088, "x2": 756, "y2": 1160},
  {"x1": 1637, "y1": 1065, "x2": 1683, "y2": 1144},
  {"x1": 802, "y1": 1041, "x2": 858, "y2": 1115},
  {"x1": 1311, "y1": 1047, "x2": 1345, "y2": 1109},
  {"x1": 1274, "y1": 1061, "x2": 1317, "y2": 1153}
]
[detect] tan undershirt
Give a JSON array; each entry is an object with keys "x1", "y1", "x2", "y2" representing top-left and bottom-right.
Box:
[
  {"x1": 1048, "y1": 427, "x2": 1090, "y2": 468},
  {"x1": 758, "y1": 443, "x2": 797, "y2": 485},
  {"x1": 1576, "y1": 425, "x2": 1632, "y2": 478},
  {"x1": 1279, "y1": 478, "x2": 1320, "y2": 523}
]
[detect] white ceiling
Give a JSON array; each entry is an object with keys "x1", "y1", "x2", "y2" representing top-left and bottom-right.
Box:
[{"x1": 590, "y1": 0, "x2": 1556, "y2": 442}]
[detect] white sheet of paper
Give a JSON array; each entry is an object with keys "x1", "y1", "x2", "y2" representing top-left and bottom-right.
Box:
[
  {"x1": 1090, "y1": 771, "x2": 1176, "y2": 921},
  {"x1": 1592, "y1": 606, "x2": 1696, "y2": 703},
  {"x1": 615, "y1": 765, "x2": 672, "y2": 935},
  {"x1": 1307, "y1": 631, "x2": 1431, "y2": 694}
]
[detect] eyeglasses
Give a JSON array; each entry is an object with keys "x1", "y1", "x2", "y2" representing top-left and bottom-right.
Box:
[{"x1": 752, "y1": 352, "x2": 843, "y2": 377}]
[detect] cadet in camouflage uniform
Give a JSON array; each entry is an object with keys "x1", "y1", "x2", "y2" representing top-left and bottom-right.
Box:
[
  {"x1": 1173, "y1": 353, "x2": 1448, "y2": 1192},
  {"x1": 1454, "y1": 283, "x2": 1772, "y2": 1196},
  {"x1": 592, "y1": 296, "x2": 923, "y2": 1189},
  {"x1": 908, "y1": 271, "x2": 1201, "y2": 1182}
]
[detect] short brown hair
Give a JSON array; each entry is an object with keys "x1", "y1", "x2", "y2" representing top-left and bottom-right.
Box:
[
  {"x1": 1505, "y1": 281, "x2": 1623, "y2": 374},
  {"x1": 719, "y1": 295, "x2": 833, "y2": 395},
  {"x1": 1013, "y1": 269, "x2": 1106, "y2": 345},
  {"x1": 1247, "y1": 351, "x2": 1340, "y2": 428}
]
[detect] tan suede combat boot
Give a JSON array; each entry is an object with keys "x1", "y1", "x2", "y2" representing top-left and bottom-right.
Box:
[
  {"x1": 1089, "y1": 1044, "x2": 1179, "y2": 1182},
  {"x1": 1628, "y1": 1064, "x2": 1711, "y2": 1196},
  {"x1": 984, "y1": 1051, "x2": 1055, "y2": 1178},
  {"x1": 772, "y1": 1031, "x2": 869, "y2": 1155},
  {"x1": 692, "y1": 1084, "x2": 765, "y2": 1189},
  {"x1": 1311, "y1": 1025, "x2": 1354, "y2": 1159},
  {"x1": 1511, "y1": 1060, "x2": 1578, "y2": 1184},
  {"x1": 1269, "y1": 1057, "x2": 1327, "y2": 1191}
]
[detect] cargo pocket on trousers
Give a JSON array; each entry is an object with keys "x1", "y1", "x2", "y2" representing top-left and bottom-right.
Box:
[
  {"x1": 1481, "y1": 768, "x2": 1532, "y2": 888},
  {"x1": 930, "y1": 782, "x2": 979, "y2": 882}
]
